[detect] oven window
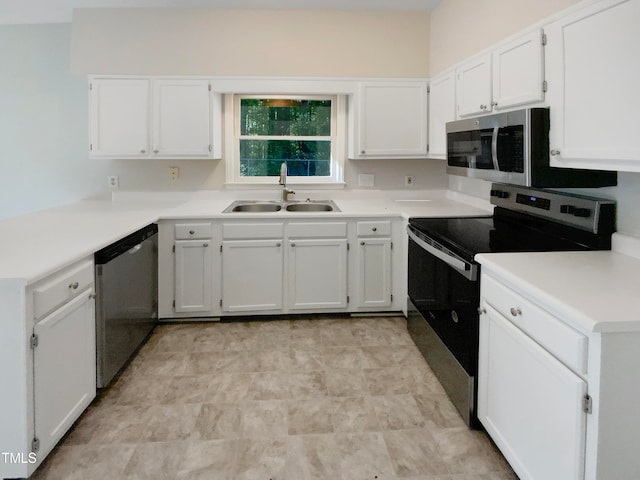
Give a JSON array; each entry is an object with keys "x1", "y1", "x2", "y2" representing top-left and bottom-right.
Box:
[{"x1": 447, "y1": 130, "x2": 493, "y2": 169}]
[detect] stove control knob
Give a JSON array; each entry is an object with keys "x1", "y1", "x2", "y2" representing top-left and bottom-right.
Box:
[
  {"x1": 560, "y1": 204, "x2": 575, "y2": 214},
  {"x1": 490, "y1": 189, "x2": 509, "y2": 199},
  {"x1": 573, "y1": 208, "x2": 591, "y2": 218}
]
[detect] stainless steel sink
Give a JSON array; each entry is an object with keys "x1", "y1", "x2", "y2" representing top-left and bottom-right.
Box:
[
  {"x1": 286, "y1": 203, "x2": 334, "y2": 212},
  {"x1": 223, "y1": 199, "x2": 340, "y2": 213},
  {"x1": 223, "y1": 201, "x2": 282, "y2": 213}
]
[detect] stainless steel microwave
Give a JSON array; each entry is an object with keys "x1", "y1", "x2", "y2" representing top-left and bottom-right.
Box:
[{"x1": 446, "y1": 108, "x2": 616, "y2": 188}]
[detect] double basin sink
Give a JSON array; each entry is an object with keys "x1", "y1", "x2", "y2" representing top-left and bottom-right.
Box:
[{"x1": 223, "y1": 199, "x2": 341, "y2": 213}]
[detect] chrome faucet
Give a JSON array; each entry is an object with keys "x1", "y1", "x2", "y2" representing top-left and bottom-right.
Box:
[{"x1": 279, "y1": 163, "x2": 295, "y2": 202}]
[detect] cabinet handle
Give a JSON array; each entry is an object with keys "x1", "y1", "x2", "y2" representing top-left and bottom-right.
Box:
[
  {"x1": 361, "y1": 150, "x2": 366, "y2": 154},
  {"x1": 477, "y1": 307, "x2": 487, "y2": 315},
  {"x1": 291, "y1": 243, "x2": 296, "y2": 247},
  {"x1": 372, "y1": 227, "x2": 377, "y2": 232},
  {"x1": 550, "y1": 149, "x2": 561, "y2": 156},
  {"x1": 276, "y1": 242, "x2": 281, "y2": 247},
  {"x1": 203, "y1": 243, "x2": 209, "y2": 247},
  {"x1": 140, "y1": 149, "x2": 146, "y2": 154},
  {"x1": 360, "y1": 241, "x2": 365, "y2": 246},
  {"x1": 153, "y1": 150, "x2": 159, "y2": 154},
  {"x1": 480, "y1": 104, "x2": 487, "y2": 110},
  {"x1": 189, "y1": 230, "x2": 195, "y2": 235},
  {"x1": 491, "y1": 101, "x2": 498, "y2": 107},
  {"x1": 510, "y1": 307, "x2": 522, "y2": 317},
  {"x1": 69, "y1": 282, "x2": 79, "y2": 290}
]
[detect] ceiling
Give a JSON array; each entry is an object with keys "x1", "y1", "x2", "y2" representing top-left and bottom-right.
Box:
[{"x1": 1, "y1": 0, "x2": 443, "y2": 24}]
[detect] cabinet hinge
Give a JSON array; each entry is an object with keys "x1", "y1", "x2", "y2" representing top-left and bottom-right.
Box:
[
  {"x1": 541, "y1": 32, "x2": 547, "y2": 46},
  {"x1": 390, "y1": 242, "x2": 393, "y2": 250},
  {"x1": 208, "y1": 84, "x2": 212, "y2": 92},
  {"x1": 30, "y1": 334, "x2": 38, "y2": 349},
  {"x1": 347, "y1": 295, "x2": 350, "y2": 304},
  {"x1": 89, "y1": 83, "x2": 92, "y2": 91},
  {"x1": 32, "y1": 438, "x2": 40, "y2": 453},
  {"x1": 219, "y1": 299, "x2": 223, "y2": 307},
  {"x1": 220, "y1": 245, "x2": 223, "y2": 253},
  {"x1": 583, "y1": 395, "x2": 593, "y2": 414},
  {"x1": 347, "y1": 243, "x2": 350, "y2": 251},
  {"x1": 89, "y1": 144, "x2": 93, "y2": 151},
  {"x1": 172, "y1": 300, "x2": 175, "y2": 308},
  {"x1": 209, "y1": 144, "x2": 213, "y2": 153},
  {"x1": 427, "y1": 144, "x2": 430, "y2": 153},
  {"x1": 542, "y1": 80, "x2": 548, "y2": 93},
  {"x1": 427, "y1": 86, "x2": 430, "y2": 94},
  {"x1": 172, "y1": 245, "x2": 175, "y2": 253},
  {"x1": 390, "y1": 294, "x2": 393, "y2": 302}
]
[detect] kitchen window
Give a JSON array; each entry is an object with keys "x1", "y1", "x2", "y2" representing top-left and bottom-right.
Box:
[{"x1": 225, "y1": 94, "x2": 345, "y2": 185}]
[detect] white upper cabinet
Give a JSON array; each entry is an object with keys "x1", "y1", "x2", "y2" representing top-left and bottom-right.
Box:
[
  {"x1": 90, "y1": 77, "x2": 221, "y2": 159},
  {"x1": 492, "y1": 29, "x2": 545, "y2": 111},
  {"x1": 427, "y1": 70, "x2": 456, "y2": 159},
  {"x1": 456, "y1": 53, "x2": 493, "y2": 117},
  {"x1": 152, "y1": 79, "x2": 213, "y2": 158},
  {"x1": 455, "y1": 29, "x2": 545, "y2": 118},
  {"x1": 90, "y1": 78, "x2": 150, "y2": 158},
  {"x1": 545, "y1": 0, "x2": 640, "y2": 171},
  {"x1": 350, "y1": 81, "x2": 428, "y2": 159}
]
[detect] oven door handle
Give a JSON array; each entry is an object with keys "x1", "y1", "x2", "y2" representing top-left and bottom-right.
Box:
[
  {"x1": 491, "y1": 127, "x2": 500, "y2": 171},
  {"x1": 407, "y1": 226, "x2": 478, "y2": 281}
]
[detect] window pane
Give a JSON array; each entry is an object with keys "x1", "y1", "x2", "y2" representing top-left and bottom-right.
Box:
[
  {"x1": 240, "y1": 140, "x2": 331, "y2": 177},
  {"x1": 241, "y1": 99, "x2": 331, "y2": 136}
]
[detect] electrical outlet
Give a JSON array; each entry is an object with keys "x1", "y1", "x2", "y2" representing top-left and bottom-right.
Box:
[
  {"x1": 405, "y1": 175, "x2": 414, "y2": 187},
  {"x1": 107, "y1": 175, "x2": 119, "y2": 189},
  {"x1": 169, "y1": 167, "x2": 180, "y2": 180}
]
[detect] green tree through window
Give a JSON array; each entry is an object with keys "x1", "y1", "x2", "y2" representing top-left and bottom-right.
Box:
[{"x1": 239, "y1": 98, "x2": 333, "y2": 177}]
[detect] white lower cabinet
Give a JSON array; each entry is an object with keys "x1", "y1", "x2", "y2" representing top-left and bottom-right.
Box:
[
  {"x1": 288, "y1": 238, "x2": 348, "y2": 310},
  {"x1": 479, "y1": 303, "x2": 587, "y2": 480},
  {"x1": 33, "y1": 289, "x2": 96, "y2": 460},
  {"x1": 174, "y1": 240, "x2": 213, "y2": 313},
  {"x1": 221, "y1": 239, "x2": 284, "y2": 312},
  {"x1": 356, "y1": 237, "x2": 392, "y2": 309}
]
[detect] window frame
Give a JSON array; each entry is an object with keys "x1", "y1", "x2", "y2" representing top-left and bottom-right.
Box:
[{"x1": 224, "y1": 93, "x2": 346, "y2": 186}]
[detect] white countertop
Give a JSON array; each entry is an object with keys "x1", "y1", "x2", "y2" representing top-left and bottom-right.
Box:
[
  {"x1": 0, "y1": 189, "x2": 491, "y2": 284},
  {"x1": 476, "y1": 237, "x2": 640, "y2": 334}
]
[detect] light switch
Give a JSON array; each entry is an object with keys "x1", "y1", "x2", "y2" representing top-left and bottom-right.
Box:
[{"x1": 359, "y1": 173, "x2": 375, "y2": 187}]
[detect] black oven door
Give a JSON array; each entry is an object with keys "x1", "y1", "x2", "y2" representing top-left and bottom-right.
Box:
[{"x1": 406, "y1": 225, "x2": 481, "y2": 428}]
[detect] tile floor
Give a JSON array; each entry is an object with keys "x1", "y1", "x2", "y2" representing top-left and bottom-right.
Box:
[{"x1": 33, "y1": 315, "x2": 518, "y2": 480}]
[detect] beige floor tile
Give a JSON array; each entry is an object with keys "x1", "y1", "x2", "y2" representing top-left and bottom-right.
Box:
[
  {"x1": 32, "y1": 444, "x2": 135, "y2": 480},
  {"x1": 175, "y1": 439, "x2": 240, "y2": 480},
  {"x1": 122, "y1": 441, "x2": 188, "y2": 480},
  {"x1": 383, "y1": 428, "x2": 450, "y2": 477},
  {"x1": 239, "y1": 399, "x2": 289, "y2": 438},
  {"x1": 197, "y1": 403, "x2": 243, "y2": 440},
  {"x1": 363, "y1": 367, "x2": 412, "y2": 395},
  {"x1": 234, "y1": 437, "x2": 289, "y2": 480},
  {"x1": 331, "y1": 396, "x2": 380, "y2": 433},
  {"x1": 324, "y1": 368, "x2": 370, "y2": 397},
  {"x1": 287, "y1": 398, "x2": 334, "y2": 435},
  {"x1": 139, "y1": 404, "x2": 202, "y2": 442},
  {"x1": 371, "y1": 394, "x2": 427, "y2": 430},
  {"x1": 337, "y1": 432, "x2": 395, "y2": 480}
]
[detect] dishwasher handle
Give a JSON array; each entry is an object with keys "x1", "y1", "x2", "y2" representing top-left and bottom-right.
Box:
[{"x1": 407, "y1": 225, "x2": 478, "y2": 281}]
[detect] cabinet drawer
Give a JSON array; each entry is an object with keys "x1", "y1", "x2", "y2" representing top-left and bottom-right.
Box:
[
  {"x1": 33, "y1": 259, "x2": 94, "y2": 321},
  {"x1": 175, "y1": 223, "x2": 212, "y2": 240},
  {"x1": 288, "y1": 222, "x2": 347, "y2": 238},
  {"x1": 357, "y1": 221, "x2": 391, "y2": 236},
  {"x1": 223, "y1": 222, "x2": 284, "y2": 239},
  {"x1": 482, "y1": 274, "x2": 588, "y2": 374}
]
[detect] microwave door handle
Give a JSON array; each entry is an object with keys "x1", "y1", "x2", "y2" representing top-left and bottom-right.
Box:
[
  {"x1": 491, "y1": 127, "x2": 500, "y2": 171},
  {"x1": 407, "y1": 227, "x2": 476, "y2": 281}
]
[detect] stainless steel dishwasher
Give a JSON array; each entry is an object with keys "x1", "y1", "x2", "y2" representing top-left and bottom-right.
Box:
[{"x1": 94, "y1": 223, "x2": 158, "y2": 388}]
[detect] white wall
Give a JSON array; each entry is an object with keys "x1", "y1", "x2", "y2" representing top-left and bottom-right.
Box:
[
  {"x1": 0, "y1": 24, "x2": 113, "y2": 220},
  {"x1": 70, "y1": 8, "x2": 431, "y2": 77}
]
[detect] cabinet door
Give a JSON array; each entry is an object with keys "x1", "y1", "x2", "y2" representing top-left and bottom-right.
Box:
[
  {"x1": 288, "y1": 239, "x2": 348, "y2": 310},
  {"x1": 427, "y1": 70, "x2": 456, "y2": 159},
  {"x1": 33, "y1": 290, "x2": 96, "y2": 459},
  {"x1": 456, "y1": 53, "x2": 492, "y2": 117},
  {"x1": 545, "y1": 0, "x2": 640, "y2": 171},
  {"x1": 89, "y1": 78, "x2": 150, "y2": 158},
  {"x1": 152, "y1": 79, "x2": 212, "y2": 158},
  {"x1": 478, "y1": 304, "x2": 587, "y2": 480},
  {"x1": 356, "y1": 238, "x2": 392, "y2": 308},
  {"x1": 221, "y1": 240, "x2": 283, "y2": 312},
  {"x1": 492, "y1": 29, "x2": 545, "y2": 111},
  {"x1": 174, "y1": 240, "x2": 213, "y2": 313},
  {"x1": 354, "y1": 82, "x2": 428, "y2": 158}
]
